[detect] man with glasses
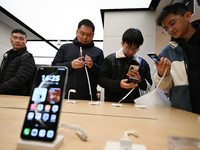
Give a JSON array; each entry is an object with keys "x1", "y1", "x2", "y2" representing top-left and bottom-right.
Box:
[
  {"x1": 98, "y1": 28, "x2": 152, "y2": 103},
  {"x1": 154, "y1": 3, "x2": 200, "y2": 114}
]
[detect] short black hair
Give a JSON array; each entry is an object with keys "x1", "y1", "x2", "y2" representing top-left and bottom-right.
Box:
[
  {"x1": 156, "y1": 3, "x2": 188, "y2": 26},
  {"x1": 122, "y1": 28, "x2": 144, "y2": 48},
  {"x1": 78, "y1": 19, "x2": 95, "y2": 32},
  {"x1": 11, "y1": 29, "x2": 27, "y2": 37}
]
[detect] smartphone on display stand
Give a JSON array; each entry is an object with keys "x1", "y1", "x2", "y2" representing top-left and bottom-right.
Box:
[
  {"x1": 20, "y1": 66, "x2": 68, "y2": 142},
  {"x1": 147, "y1": 52, "x2": 161, "y2": 64},
  {"x1": 127, "y1": 77, "x2": 139, "y2": 84}
]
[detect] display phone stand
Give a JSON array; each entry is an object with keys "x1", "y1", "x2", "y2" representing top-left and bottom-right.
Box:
[
  {"x1": 16, "y1": 135, "x2": 64, "y2": 150},
  {"x1": 88, "y1": 101, "x2": 100, "y2": 105},
  {"x1": 66, "y1": 100, "x2": 77, "y2": 104},
  {"x1": 105, "y1": 141, "x2": 147, "y2": 150},
  {"x1": 112, "y1": 103, "x2": 123, "y2": 107}
]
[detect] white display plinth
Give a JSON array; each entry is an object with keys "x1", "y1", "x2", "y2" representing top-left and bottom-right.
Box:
[{"x1": 16, "y1": 135, "x2": 64, "y2": 150}]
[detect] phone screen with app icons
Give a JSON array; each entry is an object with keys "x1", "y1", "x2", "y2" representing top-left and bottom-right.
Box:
[{"x1": 20, "y1": 66, "x2": 68, "y2": 142}]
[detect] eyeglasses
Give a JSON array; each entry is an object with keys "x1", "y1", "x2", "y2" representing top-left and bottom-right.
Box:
[
  {"x1": 124, "y1": 46, "x2": 140, "y2": 52},
  {"x1": 134, "y1": 48, "x2": 140, "y2": 52},
  {"x1": 162, "y1": 13, "x2": 185, "y2": 35}
]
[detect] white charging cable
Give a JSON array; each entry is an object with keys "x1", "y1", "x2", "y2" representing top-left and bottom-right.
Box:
[
  {"x1": 123, "y1": 130, "x2": 138, "y2": 138},
  {"x1": 136, "y1": 66, "x2": 169, "y2": 109},
  {"x1": 80, "y1": 47, "x2": 100, "y2": 105},
  {"x1": 66, "y1": 89, "x2": 77, "y2": 104},
  {"x1": 80, "y1": 47, "x2": 92, "y2": 100},
  {"x1": 120, "y1": 130, "x2": 138, "y2": 150},
  {"x1": 118, "y1": 88, "x2": 135, "y2": 104},
  {"x1": 112, "y1": 88, "x2": 135, "y2": 107},
  {"x1": 144, "y1": 66, "x2": 169, "y2": 106},
  {"x1": 84, "y1": 64, "x2": 93, "y2": 101},
  {"x1": 58, "y1": 122, "x2": 87, "y2": 141}
]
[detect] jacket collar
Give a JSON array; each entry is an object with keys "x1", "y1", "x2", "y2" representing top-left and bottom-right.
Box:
[
  {"x1": 116, "y1": 48, "x2": 140, "y2": 63},
  {"x1": 73, "y1": 37, "x2": 94, "y2": 48},
  {"x1": 5, "y1": 47, "x2": 27, "y2": 58}
]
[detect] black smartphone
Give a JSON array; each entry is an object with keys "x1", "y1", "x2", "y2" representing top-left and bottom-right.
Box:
[
  {"x1": 127, "y1": 77, "x2": 139, "y2": 84},
  {"x1": 20, "y1": 66, "x2": 68, "y2": 142},
  {"x1": 147, "y1": 52, "x2": 160, "y2": 64}
]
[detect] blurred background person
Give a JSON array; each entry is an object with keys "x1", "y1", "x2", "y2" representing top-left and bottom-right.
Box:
[{"x1": 0, "y1": 29, "x2": 35, "y2": 96}]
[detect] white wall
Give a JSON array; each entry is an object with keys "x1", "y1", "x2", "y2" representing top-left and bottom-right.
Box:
[
  {"x1": 156, "y1": 0, "x2": 200, "y2": 54},
  {"x1": 0, "y1": 21, "x2": 12, "y2": 62},
  {"x1": 103, "y1": 10, "x2": 156, "y2": 75}
]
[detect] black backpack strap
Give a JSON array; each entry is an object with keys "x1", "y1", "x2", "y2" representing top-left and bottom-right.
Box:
[
  {"x1": 20, "y1": 52, "x2": 36, "y2": 95},
  {"x1": 20, "y1": 52, "x2": 31, "y2": 61}
]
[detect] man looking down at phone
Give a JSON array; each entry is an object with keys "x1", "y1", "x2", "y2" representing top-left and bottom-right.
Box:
[
  {"x1": 154, "y1": 3, "x2": 200, "y2": 114},
  {"x1": 52, "y1": 19, "x2": 104, "y2": 100},
  {"x1": 98, "y1": 28, "x2": 152, "y2": 103}
]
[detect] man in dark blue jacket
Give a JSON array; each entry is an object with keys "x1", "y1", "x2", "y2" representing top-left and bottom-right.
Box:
[
  {"x1": 0, "y1": 29, "x2": 35, "y2": 96},
  {"x1": 52, "y1": 19, "x2": 104, "y2": 100},
  {"x1": 98, "y1": 28, "x2": 152, "y2": 103}
]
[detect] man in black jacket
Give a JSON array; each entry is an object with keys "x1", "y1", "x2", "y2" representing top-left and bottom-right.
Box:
[
  {"x1": 52, "y1": 19, "x2": 104, "y2": 100},
  {"x1": 0, "y1": 29, "x2": 35, "y2": 96},
  {"x1": 98, "y1": 28, "x2": 152, "y2": 103}
]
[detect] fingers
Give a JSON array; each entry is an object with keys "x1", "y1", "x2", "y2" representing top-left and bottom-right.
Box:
[
  {"x1": 85, "y1": 55, "x2": 92, "y2": 62},
  {"x1": 71, "y1": 58, "x2": 84, "y2": 69},
  {"x1": 159, "y1": 57, "x2": 170, "y2": 68},
  {"x1": 157, "y1": 57, "x2": 171, "y2": 76},
  {"x1": 72, "y1": 55, "x2": 93, "y2": 69},
  {"x1": 127, "y1": 69, "x2": 138, "y2": 76},
  {"x1": 120, "y1": 79, "x2": 138, "y2": 89},
  {"x1": 84, "y1": 55, "x2": 93, "y2": 68},
  {"x1": 127, "y1": 70, "x2": 141, "y2": 82},
  {"x1": 78, "y1": 56, "x2": 84, "y2": 61}
]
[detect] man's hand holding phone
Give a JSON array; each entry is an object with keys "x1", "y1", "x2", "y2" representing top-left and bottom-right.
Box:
[
  {"x1": 128, "y1": 65, "x2": 139, "y2": 73},
  {"x1": 155, "y1": 57, "x2": 171, "y2": 76},
  {"x1": 127, "y1": 65, "x2": 141, "y2": 83},
  {"x1": 72, "y1": 55, "x2": 93, "y2": 69},
  {"x1": 120, "y1": 79, "x2": 138, "y2": 89},
  {"x1": 147, "y1": 52, "x2": 171, "y2": 76},
  {"x1": 127, "y1": 77, "x2": 139, "y2": 84},
  {"x1": 71, "y1": 57, "x2": 84, "y2": 69}
]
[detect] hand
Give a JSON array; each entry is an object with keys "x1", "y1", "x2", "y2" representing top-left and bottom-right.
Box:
[
  {"x1": 71, "y1": 57, "x2": 84, "y2": 69},
  {"x1": 127, "y1": 70, "x2": 142, "y2": 82},
  {"x1": 84, "y1": 55, "x2": 93, "y2": 68},
  {"x1": 155, "y1": 57, "x2": 171, "y2": 76},
  {"x1": 120, "y1": 79, "x2": 138, "y2": 89}
]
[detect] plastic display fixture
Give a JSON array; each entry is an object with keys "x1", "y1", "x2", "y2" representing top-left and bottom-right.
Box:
[{"x1": 16, "y1": 135, "x2": 64, "y2": 150}]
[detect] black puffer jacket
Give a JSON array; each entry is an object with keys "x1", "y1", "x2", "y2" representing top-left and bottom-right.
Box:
[
  {"x1": 0, "y1": 47, "x2": 35, "y2": 96},
  {"x1": 52, "y1": 37, "x2": 104, "y2": 100},
  {"x1": 98, "y1": 48, "x2": 152, "y2": 103},
  {"x1": 171, "y1": 19, "x2": 200, "y2": 114}
]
